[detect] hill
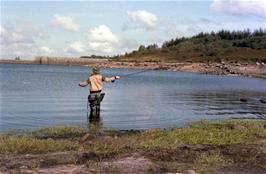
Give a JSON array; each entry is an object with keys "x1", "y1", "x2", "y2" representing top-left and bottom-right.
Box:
[{"x1": 116, "y1": 29, "x2": 266, "y2": 63}]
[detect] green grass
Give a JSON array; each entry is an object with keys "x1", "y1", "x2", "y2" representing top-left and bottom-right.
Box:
[
  {"x1": 0, "y1": 120, "x2": 265, "y2": 155},
  {"x1": 196, "y1": 151, "x2": 232, "y2": 167},
  {"x1": 0, "y1": 135, "x2": 79, "y2": 154},
  {"x1": 137, "y1": 120, "x2": 266, "y2": 148},
  {"x1": 32, "y1": 126, "x2": 87, "y2": 139},
  {"x1": 194, "y1": 150, "x2": 233, "y2": 174}
]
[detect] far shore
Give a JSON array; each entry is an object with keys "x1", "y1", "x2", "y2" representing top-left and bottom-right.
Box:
[{"x1": 1, "y1": 58, "x2": 266, "y2": 79}]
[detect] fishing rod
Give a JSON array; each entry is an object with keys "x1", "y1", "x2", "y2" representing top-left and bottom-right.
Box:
[{"x1": 122, "y1": 69, "x2": 152, "y2": 78}]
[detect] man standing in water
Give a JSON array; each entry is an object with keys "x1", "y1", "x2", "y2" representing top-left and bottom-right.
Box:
[{"x1": 79, "y1": 67, "x2": 120, "y2": 120}]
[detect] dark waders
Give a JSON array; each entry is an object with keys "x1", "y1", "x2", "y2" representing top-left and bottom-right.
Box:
[
  {"x1": 82, "y1": 92, "x2": 105, "y2": 141},
  {"x1": 87, "y1": 92, "x2": 105, "y2": 122}
]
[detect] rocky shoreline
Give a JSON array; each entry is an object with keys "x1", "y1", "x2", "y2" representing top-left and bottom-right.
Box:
[
  {"x1": 97, "y1": 61, "x2": 266, "y2": 79},
  {"x1": 1, "y1": 59, "x2": 266, "y2": 79}
]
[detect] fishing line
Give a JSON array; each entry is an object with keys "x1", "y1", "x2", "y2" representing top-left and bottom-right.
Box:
[{"x1": 122, "y1": 69, "x2": 152, "y2": 78}]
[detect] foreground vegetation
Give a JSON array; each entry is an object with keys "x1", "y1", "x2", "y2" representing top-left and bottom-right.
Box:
[{"x1": 1, "y1": 120, "x2": 266, "y2": 173}]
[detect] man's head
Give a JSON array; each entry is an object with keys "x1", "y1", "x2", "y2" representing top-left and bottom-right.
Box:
[{"x1": 92, "y1": 67, "x2": 100, "y2": 75}]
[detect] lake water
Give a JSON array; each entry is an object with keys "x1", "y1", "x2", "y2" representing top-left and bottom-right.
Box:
[{"x1": 0, "y1": 64, "x2": 266, "y2": 132}]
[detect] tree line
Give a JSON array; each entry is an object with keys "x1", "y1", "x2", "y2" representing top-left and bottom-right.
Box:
[{"x1": 161, "y1": 28, "x2": 266, "y2": 50}]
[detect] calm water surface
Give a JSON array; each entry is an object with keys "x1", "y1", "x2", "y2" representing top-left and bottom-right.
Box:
[{"x1": 0, "y1": 64, "x2": 266, "y2": 132}]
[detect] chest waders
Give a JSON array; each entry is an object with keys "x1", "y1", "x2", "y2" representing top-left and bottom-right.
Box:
[{"x1": 87, "y1": 92, "x2": 105, "y2": 121}]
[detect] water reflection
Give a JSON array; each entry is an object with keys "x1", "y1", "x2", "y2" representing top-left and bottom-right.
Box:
[
  {"x1": 164, "y1": 91, "x2": 266, "y2": 119},
  {"x1": 87, "y1": 117, "x2": 103, "y2": 135}
]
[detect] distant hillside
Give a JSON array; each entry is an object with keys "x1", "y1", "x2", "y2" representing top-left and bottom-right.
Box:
[{"x1": 116, "y1": 28, "x2": 266, "y2": 63}]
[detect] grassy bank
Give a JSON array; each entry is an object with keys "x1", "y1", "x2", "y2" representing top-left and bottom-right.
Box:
[{"x1": 1, "y1": 120, "x2": 266, "y2": 173}]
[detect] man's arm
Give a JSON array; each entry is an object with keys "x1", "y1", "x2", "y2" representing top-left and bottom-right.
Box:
[
  {"x1": 102, "y1": 76, "x2": 120, "y2": 83},
  {"x1": 79, "y1": 79, "x2": 90, "y2": 87}
]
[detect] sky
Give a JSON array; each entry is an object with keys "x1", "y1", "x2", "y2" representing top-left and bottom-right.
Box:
[{"x1": 0, "y1": 0, "x2": 265, "y2": 60}]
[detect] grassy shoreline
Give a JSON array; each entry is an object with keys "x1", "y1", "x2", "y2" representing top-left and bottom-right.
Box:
[{"x1": 1, "y1": 119, "x2": 266, "y2": 173}]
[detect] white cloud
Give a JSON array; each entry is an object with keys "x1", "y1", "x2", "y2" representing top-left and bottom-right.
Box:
[
  {"x1": 87, "y1": 25, "x2": 119, "y2": 53},
  {"x1": 57, "y1": 25, "x2": 138, "y2": 55},
  {"x1": 0, "y1": 24, "x2": 59, "y2": 60},
  {"x1": 88, "y1": 42, "x2": 115, "y2": 53},
  {"x1": 88, "y1": 25, "x2": 119, "y2": 43},
  {"x1": 0, "y1": 25, "x2": 40, "y2": 60},
  {"x1": 127, "y1": 10, "x2": 158, "y2": 30},
  {"x1": 0, "y1": 26, "x2": 35, "y2": 45},
  {"x1": 52, "y1": 14, "x2": 80, "y2": 32},
  {"x1": 210, "y1": 0, "x2": 266, "y2": 17},
  {"x1": 64, "y1": 41, "x2": 84, "y2": 53},
  {"x1": 1, "y1": 22, "x2": 139, "y2": 59},
  {"x1": 39, "y1": 46, "x2": 52, "y2": 54},
  {"x1": 85, "y1": 38, "x2": 138, "y2": 55},
  {"x1": 0, "y1": 26, "x2": 6, "y2": 35}
]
